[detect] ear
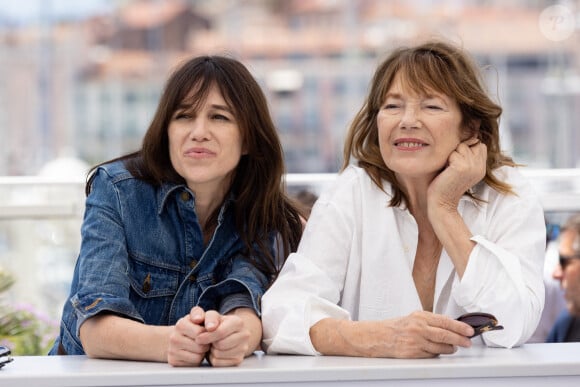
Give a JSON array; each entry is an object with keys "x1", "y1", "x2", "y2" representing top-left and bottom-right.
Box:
[{"x1": 462, "y1": 119, "x2": 481, "y2": 141}]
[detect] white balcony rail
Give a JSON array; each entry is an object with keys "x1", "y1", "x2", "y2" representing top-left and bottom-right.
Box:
[{"x1": 1, "y1": 170, "x2": 580, "y2": 219}]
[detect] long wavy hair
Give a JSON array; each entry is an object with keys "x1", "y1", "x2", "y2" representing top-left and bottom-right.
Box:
[
  {"x1": 342, "y1": 40, "x2": 517, "y2": 207},
  {"x1": 87, "y1": 55, "x2": 304, "y2": 278}
]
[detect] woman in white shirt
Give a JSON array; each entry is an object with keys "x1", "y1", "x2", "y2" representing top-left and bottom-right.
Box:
[{"x1": 261, "y1": 40, "x2": 546, "y2": 358}]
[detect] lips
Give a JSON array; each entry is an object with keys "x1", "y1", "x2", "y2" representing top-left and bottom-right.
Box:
[
  {"x1": 184, "y1": 147, "x2": 215, "y2": 157},
  {"x1": 395, "y1": 141, "x2": 427, "y2": 148},
  {"x1": 393, "y1": 138, "x2": 428, "y2": 148}
]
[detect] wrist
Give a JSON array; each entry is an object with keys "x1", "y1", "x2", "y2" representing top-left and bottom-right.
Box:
[{"x1": 428, "y1": 201, "x2": 459, "y2": 222}]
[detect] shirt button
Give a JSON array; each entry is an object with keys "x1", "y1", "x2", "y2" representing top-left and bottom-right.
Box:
[
  {"x1": 180, "y1": 191, "x2": 190, "y2": 201},
  {"x1": 189, "y1": 260, "x2": 198, "y2": 269},
  {"x1": 189, "y1": 274, "x2": 197, "y2": 282}
]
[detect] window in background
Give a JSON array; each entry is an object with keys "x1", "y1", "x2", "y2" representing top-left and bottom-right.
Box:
[{"x1": 0, "y1": 0, "x2": 578, "y2": 176}]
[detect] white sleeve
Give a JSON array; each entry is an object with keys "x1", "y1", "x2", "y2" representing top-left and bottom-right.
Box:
[
  {"x1": 452, "y1": 168, "x2": 546, "y2": 348},
  {"x1": 261, "y1": 170, "x2": 359, "y2": 355}
]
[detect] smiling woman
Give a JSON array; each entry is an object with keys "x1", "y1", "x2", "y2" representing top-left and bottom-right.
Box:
[
  {"x1": 47, "y1": 55, "x2": 305, "y2": 367},
  {"x1": 377, "y1": 75, "x2": 467, "y2": 181},
  {"x1": 261, "y1": 39, "x2": 546, "y2": 359}
]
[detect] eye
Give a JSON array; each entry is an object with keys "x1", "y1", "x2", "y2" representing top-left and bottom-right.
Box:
[
  {"x1": 383, "y1": 95, "x2": 404, "y2": 110},
  {"x1": 423, "y1": 96, "x2": 447, "y2": 111},
  {"x1": 384, "y1": 104, "x2": 399, "y2": 109},
  {"x1": 173, "y1": 111, "x2": 192, "y2": 120},
  {"x1": 211, "y1": 113, "x2": 230, "y2": 121}
]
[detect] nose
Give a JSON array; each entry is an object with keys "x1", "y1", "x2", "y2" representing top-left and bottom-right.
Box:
[
  {"x1": 552, "y1": 263, "x2": 564, "y2": 281},
  {"x1": 189, "y1": 117, "x2": 210, "y2": 141},
  {"x1": 399, "y1": 103, "x2": 421, "y2": 129}
]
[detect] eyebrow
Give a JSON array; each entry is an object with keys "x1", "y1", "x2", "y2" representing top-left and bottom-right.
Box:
[
  {"x1": 384, "y1": 92, "x2": 445, "y2": 101},
  {"x1": 175, "y1": 102, "x2": 233, "y2": 114},
  {"x1": 209, "y1": 104, "x2": 233, "y2": 114},
  {"x1": 385, "y1": 93, "x2": 403, "y2": 99}
]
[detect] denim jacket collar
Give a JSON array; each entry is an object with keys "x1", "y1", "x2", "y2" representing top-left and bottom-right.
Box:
[
  {"x1": 156, "y1": 183, "x2": 185, "y2": 215},
  {"x1": 156, "y1": 181, "x2": 236, "y2": 219}
]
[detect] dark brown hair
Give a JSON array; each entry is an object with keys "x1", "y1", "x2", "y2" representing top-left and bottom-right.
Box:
[
  {"x1": 342, "y1": 40, "x2": 517, "y2": 207},
  {"x1": 87, "y1": 55, "x2": 304, "y2": 278}
]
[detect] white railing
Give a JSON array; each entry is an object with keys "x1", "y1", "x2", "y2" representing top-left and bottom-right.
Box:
[{"x1": 1, "y1": 169, "x2": 580, "y2": 219}]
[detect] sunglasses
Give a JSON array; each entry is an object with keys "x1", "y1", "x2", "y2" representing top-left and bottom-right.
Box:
[
  {"x1": 559, "y1": 254, "x2": 580, "y2": 270},
  {"x1": 0, "y1": 345, "x2": 13, "y2": 369},
  {"x1": 456, "y1": 312, "x2": 504, "y2": 338}
]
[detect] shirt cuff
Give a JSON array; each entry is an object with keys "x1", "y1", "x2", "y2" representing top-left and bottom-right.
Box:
[{"x1": 219, "y1": 292, "x2": 255, "y2": 315}]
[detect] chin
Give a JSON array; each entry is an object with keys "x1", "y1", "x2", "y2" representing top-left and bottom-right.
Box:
[{"x1": 388, "y1": 162, "x2": 444, "y2": 176}]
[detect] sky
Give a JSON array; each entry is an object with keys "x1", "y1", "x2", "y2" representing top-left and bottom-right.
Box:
[{"x1": 0, "y1": 0, "x2": 112, "y2": 24}]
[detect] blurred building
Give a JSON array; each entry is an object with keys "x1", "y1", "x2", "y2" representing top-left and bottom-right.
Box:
[{"x1": 0, "y1": 0, "x2": 579, "y2": 175}]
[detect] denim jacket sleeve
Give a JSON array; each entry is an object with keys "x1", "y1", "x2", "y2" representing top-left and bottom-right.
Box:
[
  {"x1": 70, "y1": 167, "x2": 144, "y2": 337},
  {"x1": 198, "y1": 242, "x2": 274, "y2": 317}
]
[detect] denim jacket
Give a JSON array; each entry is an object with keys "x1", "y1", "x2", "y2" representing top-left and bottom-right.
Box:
[{"x1": 49, "y1": 160, "x2": 271, "y2": 355}]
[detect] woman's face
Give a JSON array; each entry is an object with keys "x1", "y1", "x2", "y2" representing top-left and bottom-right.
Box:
[
  {"x1": 376, "y1": 73, "x2": 465, "y2": 180},
  {"x1": 168, "y1": 84, "x2": 245, "y2": 195}
]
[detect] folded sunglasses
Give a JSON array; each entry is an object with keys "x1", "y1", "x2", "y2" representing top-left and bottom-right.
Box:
[
  {"x1": 0, "y1": 345, "x2": 13, "y2": 369},
  {"x1": 456, "y1": 312, "x2": 504, "y2": 338}
]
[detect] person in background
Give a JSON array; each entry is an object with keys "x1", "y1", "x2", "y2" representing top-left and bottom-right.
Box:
[
  {"x1": 262, "y1": 40, "x2": 546, "y2": 358},
  {"x1": 547, "y1": 214, "x2": 580, "y2": 342},
  {"x1": 527, "y1": 220, "x2": 566, "y2": 343},
  {"x1": 48, "y1": 55, "x2": 304, "y2": 366}
]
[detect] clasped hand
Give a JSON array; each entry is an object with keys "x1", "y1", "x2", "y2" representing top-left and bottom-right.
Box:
[{"x1": 167, "y1": 306, "x2": 251, "y2": 367}]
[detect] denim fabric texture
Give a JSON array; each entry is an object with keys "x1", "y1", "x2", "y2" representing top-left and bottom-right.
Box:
[
  {"x1": 49, "y1": 160, "x2": 271, "y2": 355},
  {"x1": 546, "y1": 310, "x2": 575, "y2": 343}
]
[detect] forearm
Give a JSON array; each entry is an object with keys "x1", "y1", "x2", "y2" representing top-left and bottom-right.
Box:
[
  {"x1": 79, "y1": 314, "x2": 172, "y2": 362},
  {"x1": 429, "y1": 207, "x2": 475, "y2": 278},
  {"x1": 310, "y1": 318, "x2": 389, "y2": 358}
]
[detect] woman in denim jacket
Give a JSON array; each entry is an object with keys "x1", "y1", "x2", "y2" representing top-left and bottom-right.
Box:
[{"x1": 49, "y1": 56, "x2": 304, "y2": 366}]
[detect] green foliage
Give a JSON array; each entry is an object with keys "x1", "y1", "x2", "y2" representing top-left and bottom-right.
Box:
[{"x1": 0, "y1": 266, "x2": 58, "y2": 355}]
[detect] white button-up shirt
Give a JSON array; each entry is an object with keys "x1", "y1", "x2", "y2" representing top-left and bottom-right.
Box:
[{"x1": 262, "y1": 165, "x2": 546, "y2": 355}]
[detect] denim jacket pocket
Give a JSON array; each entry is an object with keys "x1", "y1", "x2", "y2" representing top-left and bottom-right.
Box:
[{"x1": 128, "y1": 256, "x2": 180, "y2": 325}]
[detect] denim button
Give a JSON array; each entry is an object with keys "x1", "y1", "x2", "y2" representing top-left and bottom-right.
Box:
[
  {"x1": 180, "y1": 191, "x2": 190, "y2": 201},
  {"x1": 142, "y1": 273, "x2": 152, "y2": 293}
]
